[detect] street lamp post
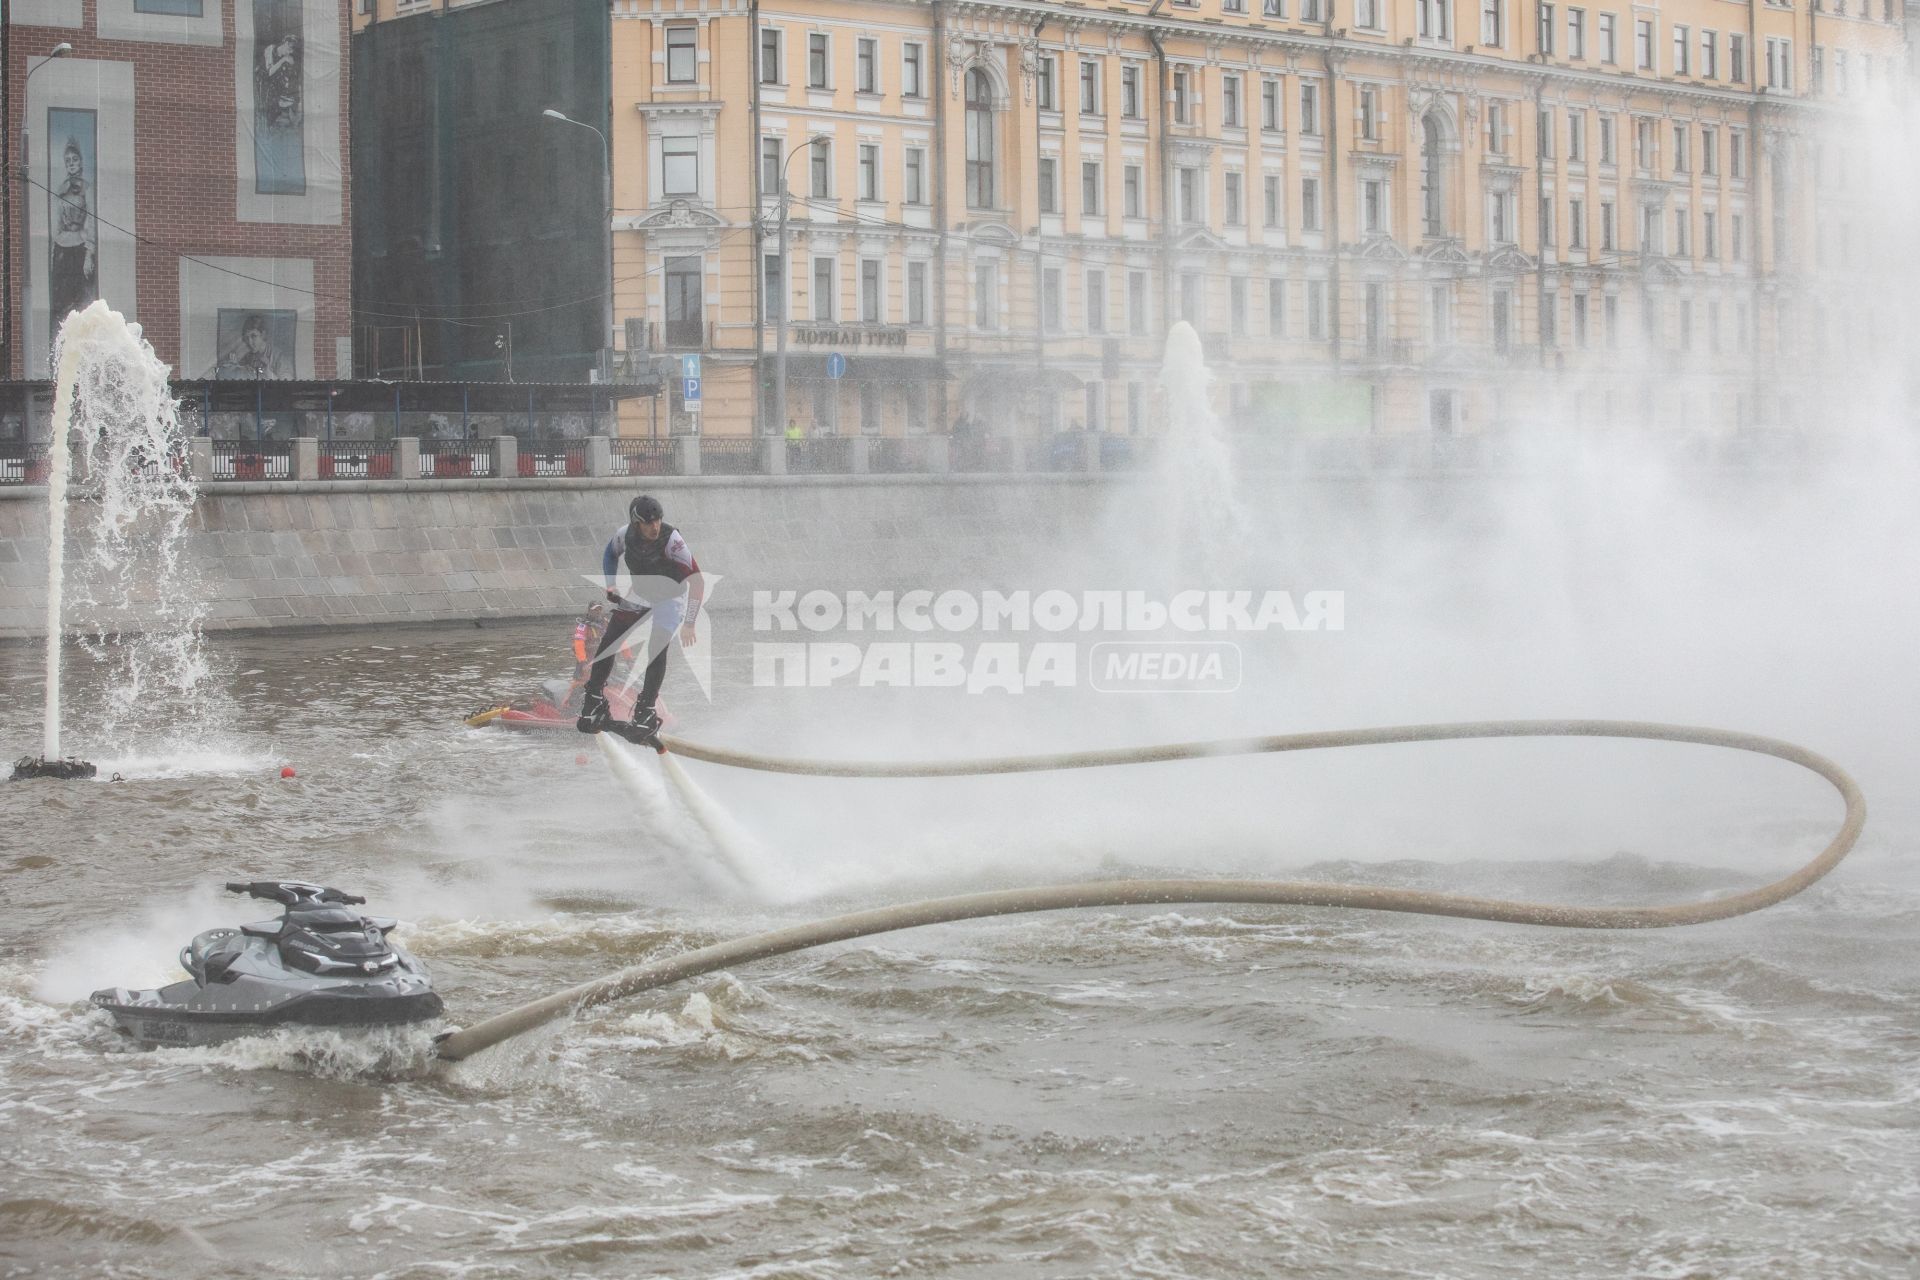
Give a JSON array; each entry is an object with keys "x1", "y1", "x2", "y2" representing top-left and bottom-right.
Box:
[
  {"x1": 769, "y1": 136, "x2": 826, "y2": 440},
  {"x1": 541, "y1": 108, "x2": 613, "y2": 398},
  {"x1": 4, "y1": 38, "x2": 72, "y2": 381}
]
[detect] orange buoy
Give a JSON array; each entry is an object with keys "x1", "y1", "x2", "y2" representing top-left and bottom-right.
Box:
[{"x1": 279, "y1": 766, "x2": 296, "y2": 779}]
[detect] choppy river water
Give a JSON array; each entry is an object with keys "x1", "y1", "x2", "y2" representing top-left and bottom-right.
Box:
[{"x1": 2, "y1": 621, "x2": 1915, "y2": 1279}]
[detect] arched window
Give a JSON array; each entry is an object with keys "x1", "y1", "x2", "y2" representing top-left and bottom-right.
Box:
[
  {"x1": 1420, "y1": 114, "x2": 1445, "y2": 237},
  {"x1": 965, "y1": 68, "x2": 997, "y2": 209}
]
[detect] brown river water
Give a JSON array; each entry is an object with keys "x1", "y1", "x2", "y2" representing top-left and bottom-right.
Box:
[{"x1": 1, "y1": 614, "x2": 1916, "y2": 1279}]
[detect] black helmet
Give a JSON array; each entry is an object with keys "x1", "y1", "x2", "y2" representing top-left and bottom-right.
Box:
[{"x1": 628, "y1": 494, "x2": 664, "y2": 522}]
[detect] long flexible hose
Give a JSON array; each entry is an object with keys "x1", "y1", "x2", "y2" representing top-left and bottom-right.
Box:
[{"x1": 434, "y1": 720, "x2": 1865, "y2": 1062}]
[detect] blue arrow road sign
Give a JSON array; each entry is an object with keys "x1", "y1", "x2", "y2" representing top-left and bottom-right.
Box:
[
  {"x1": 680, "y1": 354, "x2": 702, "y2": 379},
  {"x1": 825, "y1": 352, "x2": 847, "y2": 380}
]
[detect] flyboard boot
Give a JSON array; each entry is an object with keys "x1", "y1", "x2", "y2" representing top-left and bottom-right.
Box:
[
  {"x1": 575, "y1": 690, "x2": 611, "y2": 734},
  {"x1": 607, "y1": 705, "x2": 665, "y2": 752}
]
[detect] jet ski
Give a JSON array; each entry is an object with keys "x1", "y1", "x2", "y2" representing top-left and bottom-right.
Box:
[
  {"x1": 465, "y1": 680, "x2": 638, "y2": 731},
  {"x1": 90, "y1": 880, "x2": 443, "y2": 1048}
]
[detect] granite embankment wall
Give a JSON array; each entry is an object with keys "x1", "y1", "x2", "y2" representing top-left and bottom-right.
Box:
[{"x1": 0, "y1": 476, "x2": 1152, "y2": 639}]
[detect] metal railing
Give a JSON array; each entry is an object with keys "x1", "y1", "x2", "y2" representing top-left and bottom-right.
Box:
[
  {"x1": 867, "y1": 436, "x2": 932, "y2": 474},
  {"x1": 211, "y1": 440, "x2": 292, "y2": 481},
  {"x1": 699, "y1": 436, "x2": 760, "y2": 476},
  {"x1": 420, "y1": 438, "x2": 496, "y2": 479},
  {"x1": 611, "y1": 437, "x2": 675, "y2": 477},
  {"x1": 0, "y1": 442, "x2": 51, "y2": 485},
  {"x1": 950, "y1": 434, "x2": 1014, "y2": 473},
  {"x1": 318, "y1": 440, "x2": 396, "y2": 480},
  {"x1": 517, "y1": 438, "x2": 588, "y2": 478},
  {"x1": 786, "y1": 436, "x2": 851, "y2": 475}
]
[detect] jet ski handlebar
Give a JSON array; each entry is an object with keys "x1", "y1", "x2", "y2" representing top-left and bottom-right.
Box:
[{"x1": 223, "y1": 880, "x2": 368, "y2": 907}]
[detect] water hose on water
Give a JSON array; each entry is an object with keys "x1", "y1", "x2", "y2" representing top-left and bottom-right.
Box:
[{"x1": 433, "y1": 719, "x2": 1866, "y2": 1063}]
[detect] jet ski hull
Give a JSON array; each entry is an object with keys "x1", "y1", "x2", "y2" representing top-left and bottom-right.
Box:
[{"x1": 91, "y1": 977, "x2": 444, "y2": 1048}]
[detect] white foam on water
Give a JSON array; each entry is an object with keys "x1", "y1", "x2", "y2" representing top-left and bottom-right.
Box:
[{"x1": 658, "y1": 752, "x2": 777, "y2": 902}]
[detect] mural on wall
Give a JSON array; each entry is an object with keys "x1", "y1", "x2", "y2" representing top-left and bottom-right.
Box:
[
  {"x1": 251, "y1": 0, "x2": 306, "y2": 195},
  {"x1": 47, "y1": 108, "x2": 99, "y2": 335},
  {"x1": 213, "y1": 307, "x2": 296, "y2": 378}
]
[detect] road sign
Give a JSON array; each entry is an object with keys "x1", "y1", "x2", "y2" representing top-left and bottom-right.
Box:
[
  {"x1": 680, "y1": 354, "x2": 701, "y2": 379},
  {"x1": 825, "y1": 352, "x2": 847, "y2": 380},
  {"x1": 682, "y1": 376, "x2": 702, "y2": 409}
]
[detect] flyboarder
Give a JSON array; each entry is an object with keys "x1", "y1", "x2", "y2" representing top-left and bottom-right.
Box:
[{"x1": 576, "y1": 494, "x2": 703, "y2": 748}]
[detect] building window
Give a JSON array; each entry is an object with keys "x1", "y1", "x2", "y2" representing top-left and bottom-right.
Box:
[
  {"x1": 1306, "y1": 279, "x2": 1328, "y2": 339},
  {"x1": 662, "y1": 136, "x2": 699, "y2": 196},
  {"x1": 1572, "y1": 292, "x2": 1588, "y2": 346},
  {"x1": 965, "y1": 69, "x2": 997, "y2": 209},
  {"x1": 1729, "y1": 34, "x2": 1745, "y2": 83},
  {"x1": 812, "y1": 257, "x2": 836, "y2": 321},
  {"x1": 1598, "y1": 13, "x2": 1616, "y2": 63},
  {"x1": 1122, "y1": 64, "x2": 1143, "y2": 118},
  {"x1": 1356, "y1": 0, "x2": 1380, "y2": 26},
  {"x1": 1538, "y1": 195, "x2": 1554, "y2": 246},
  {"x1": 1179, "y1": 273, "x2": 1204, "y2": 327},
  {"x1": 763, "y1": 253, "x2": 784, "y2": 319},
  {"x1": 1224, "y1": 171, "x2": 1244, "y2": 225},
  {"x1": 1599, "y1": 114, "x2": 1615, "y2": 165},
  {"x1": 905, "y1": 147, "x2": 927, "y2": 203},
  {"x1": 1700, "y1": 30, "x2": 1717, "y2": 79},
  {"x1": 1172, "y1": 69, "x2": 1191, "y2": 124},
  {"x1": 1038, "y1": 158, "x2": 1059, "y2": 214},
  {"x1": 1635, "y1": 18, "x2": 1653, "y2": 70},
  {"x1": 1264, "y1": 174, "x2": 1283, "y2": 228},
  {"x1": 1765, "y1": 38, "x2": 1791, "y2": 90},
  {"x1": 1418, "y1": 0, "x2": 1453, "y2": 39},
  {"x1": 856, "y1": 38, "x2": 878, "y2": 93},
  {"x1": 1086, "y1": 270, "x2": 1107, "y2": 334},
  {"x1": 1672, "y1": 209, "x2": 1688, "y2": 256},
  {"x1": 1567, "y1": 109, "x2": 1585, "y2": 162},
  {"x1": 1730, "y1": 129, "x2": 1744, "y2": 179},
  {"x1": 760, "y1": 136, "x2": 781, "y2": 193},
  {"x1": 1127, "y1": 270, "x2": 1150, "y2": 335},
  {"x1": 1300, "y1": 82, "x2": 1320, "y2": 135},
  {"x1": 858, "y1": 144, "x2": 880, "y2": 200},
  {"x1": 1036, "y1": 56, "x2": 1057, "y2": 111},
  {"x1": 1538, "y1": 3, "x2": 1555, "y2": 55},
  {"x1": 1568, "y1": 8, "x2": 1585, "y2": 58},
  {"x1": 1491, "y1": 290, "x2": 1511, "y2": 352},
  {"x1": 1703, "y1": 210, "x2": 1717, "y2": 258},
  {"x1": 1481, "y1": 0, "x2": 1503, "y2": 47},
  {"x1": 1537, "y1": 107, "x2": 1553, "y2": 158},
  {"x1": 906, "y1": 260, "x2": 927, "y2": 324},
  {"x1": 1079, "y1": 59, "x2": 1102, "y2": 115},
  {"x1": 1042, "y1": 268, "x2": 1063, "y2": 332},
  {"x1": 903, "y1": 42, "x2": 925, "y2": 97},
  {"x1": 1269, "y1": 278, "x2": 1287, "y2": 335},
  {"x1": 1635, "y1": 118, "x2": 1655, "y2": 170},
  {"x1": 1231, "y1": 276, "x2": 1249, "y2": 336},
  {"x1": 861, "y1": 259, "x2": 882, "y2": 322},
  {"x1": 1124, "y1": 165, "x2": 1144, "y2": 218},
  {"x1": 1731, "y1": 213, "x2": 1744, "y2": 261},
  {"x1": 1301, "y1": 176, "x2": 1321, "y2": 231},
  {"x1": 1223, "y1": 75, "x2": 1243, "y2": 128},
  {"x1": 1490, "y1": 190, "x2": 1512, "y2": 243},
  {"x1": 1430, "y1": 283, "x2": 1450, "y2": 343},
  {"x1": 1082, "y1": 161, "x2": 1103, "y2": 216},
  {"x1": 1568, "y1": 196, "x2": 1585, "y2": 248},
  {"x1": 1262, "y1": 79, "x2": 1282, "y2": 130},
  {"x1": 1700, "y1": 126, "x2": 1716, "y2": 176},
  {"x1": 759, "y1": 28, "x2": 782, "y2": 84},
  {"x1": 859, "y1": 381, "x2": 880, "y2": 433},
  {"x1": 1420, "y1": 114, "x2": 1444, "y2": 236},
  {"x1": 1363, "y1": 178, "x2": 1386, "y2": 234},
  {"x1": 1360, "y1": 86, "x2": 1379, "y2": 140},
  {"x1": 666, "y1": 26, "x2": 697, "y2": 84},
  {"x1": 809, "y1": 140, "x2": 831, "y2": 199},
  {"x1": 1365, "y1": 282, "x2": 1386, "y2": 353},
  {"x1": 1671, "y1": 125, "x2": 1688, "y2": 174},
  {"x1": 1301, "y1": 0, "x2": 1324, "y2": 19},
  {"x1": 1600, "y1": 199, "x2": 1616, "y2": 250},
  {"x1": 1639, "y1": 204, "x2": 1660, "y2": 254},
  {"x1": 813, "y1": 382, "x2": 837, "y2": 433},
  {"x1": 1177, "y1": 167, "x2": 1202, "y2": 224},
  {"x1": 1672, "y1": 24, "x2": 1690, "y2": 75},
  {"x1": 974, "y1": 261, "x2": 998, "y2": 329},
  {"x1": 807, "y1": 33, "x2": 831, "y2": 87},
  {"x1": 665, "y1": 256, "x2": 703, "y2": 347}
]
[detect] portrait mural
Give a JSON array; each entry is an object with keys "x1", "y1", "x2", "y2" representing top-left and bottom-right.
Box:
[
  {"x1": 214, "y1": 307, "x2": 296, "y2": 378},
  {"x1": 252, "y1": 0, "x2": 306, "y2": 195},
  {"x1": 47, "y1": 107, "x2": 99, "y2": 335}
]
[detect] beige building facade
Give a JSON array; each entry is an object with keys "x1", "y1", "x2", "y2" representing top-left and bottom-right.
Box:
[{"x1": 357, "y1": 0, "x2": 1909, "y2": 447}]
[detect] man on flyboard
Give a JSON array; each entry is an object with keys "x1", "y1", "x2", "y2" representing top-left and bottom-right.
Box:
[{"x1": 576, "y1": 494, "x2": 703, "y2": 749}]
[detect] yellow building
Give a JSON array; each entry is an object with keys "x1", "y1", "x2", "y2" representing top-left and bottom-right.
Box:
[{"x1": 356, "y1": 0, "x2": 1909, "y2": 447}]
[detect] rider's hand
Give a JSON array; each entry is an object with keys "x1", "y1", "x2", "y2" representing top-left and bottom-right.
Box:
[{"x1": 679, "y1": 621, "x2": 698, "y2": 645}]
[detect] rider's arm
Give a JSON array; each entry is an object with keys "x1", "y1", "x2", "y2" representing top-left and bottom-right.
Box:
[{"x1": 601, "y1": 530, "x2": 622, "y2": 595}]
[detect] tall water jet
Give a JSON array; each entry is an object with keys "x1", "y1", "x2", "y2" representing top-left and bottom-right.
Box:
[
  {"x1": 12, "y1": 302, "x2": 208, "y2": 781},
  {"x1": 1157, "y1": 321, "x2": 1249, "y2": 576}
]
